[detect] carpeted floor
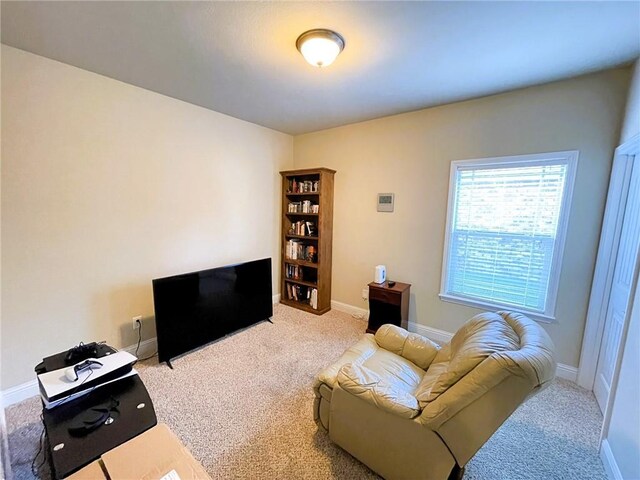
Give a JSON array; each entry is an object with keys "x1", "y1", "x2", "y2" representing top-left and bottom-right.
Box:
[{"x1": 6, "y1": 305, "x2": 607, "y2": 480}]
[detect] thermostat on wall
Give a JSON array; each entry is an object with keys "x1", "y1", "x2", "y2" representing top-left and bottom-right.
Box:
[{"x1": 377, "y1": 193, "x2": 394, "y2": 212}]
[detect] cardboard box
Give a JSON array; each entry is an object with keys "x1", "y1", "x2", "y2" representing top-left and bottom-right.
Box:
[{"x1": 66, "y1": 424, "x2": 211, "y2": 480}]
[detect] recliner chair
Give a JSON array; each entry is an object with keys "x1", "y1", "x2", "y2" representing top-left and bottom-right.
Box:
[{"x1": 313, "y1": 311, "x2": 556, "y2": 480}]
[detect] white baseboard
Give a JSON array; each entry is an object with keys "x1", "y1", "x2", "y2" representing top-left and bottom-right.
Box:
[
  {"x1": 1, "y1": 380, "x2": 39, "y2": 408},
  {"x1": 2, "y1": 337, "x2": 159, "y2": 408},
  {"x1": 272, "y1": 294, "x2": 281, "y2": 304},
  {"x1": 600, "y1": 438, "x2": 623, "y2": 480},
  {"x1": 331, "y1": 300, "x2": 368, "y2": 321},
  {"x1": 407, "y1": 321, "x2": 578, "y2": 382},
  {"x1": 555, "y1": 363, "x2": 579, "y2": 383}
]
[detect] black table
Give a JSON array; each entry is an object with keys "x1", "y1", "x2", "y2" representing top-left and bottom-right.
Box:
[{"x1": 42, "y1": 374, "x2": 157, "y2": 479}]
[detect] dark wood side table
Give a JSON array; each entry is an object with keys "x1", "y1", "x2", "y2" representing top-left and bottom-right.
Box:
[{"x1": 367, "y1": 281, "x2": 411, "y2": 334}]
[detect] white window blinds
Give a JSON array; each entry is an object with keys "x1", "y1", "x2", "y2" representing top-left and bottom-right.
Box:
[{"x1": 441, "y1": 152, "x2": 577, "y2": 319}]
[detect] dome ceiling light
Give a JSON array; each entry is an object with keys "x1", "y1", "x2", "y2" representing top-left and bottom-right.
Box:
[{"x1": 296, "y1": 29, "x2": 345, "y2": 68}]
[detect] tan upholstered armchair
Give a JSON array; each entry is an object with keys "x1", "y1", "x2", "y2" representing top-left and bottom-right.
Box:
[{"x1": 313, "y1": 311, "x2": 556, "y2": 480}]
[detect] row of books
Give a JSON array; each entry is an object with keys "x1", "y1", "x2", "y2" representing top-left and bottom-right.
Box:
[
  {"x1": 285, "y1": 239, "x2": 317, "y2": 262},
  {"x1": 285, "y1": 283, "x2": 318, "y2": 309},
  {"x1": 287, "y1": 200, "x2": 319, "y2": 214},
  {"x1": 285, "y1": 264, "x2": 317, "y2": 282},
  {"x1": 289, "y1": 220, "x2": 317, "y2": 237},
  {"x1": 287, "y1": 179, "x2": 319, "y2": 194}
]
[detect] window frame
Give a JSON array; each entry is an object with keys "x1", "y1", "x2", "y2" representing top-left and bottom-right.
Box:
[{"x1": 439, "y1": 150, "x2": 579, "y2": 323}]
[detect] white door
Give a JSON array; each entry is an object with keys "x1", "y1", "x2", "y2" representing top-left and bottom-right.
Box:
[{"x1": 594, "y1": 155, "x2": 640, "y2": 412}]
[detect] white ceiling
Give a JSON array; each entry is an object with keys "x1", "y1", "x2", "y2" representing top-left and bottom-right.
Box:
[{"x1": 2, "y1": 1, "x2": 639, "y2": 135}]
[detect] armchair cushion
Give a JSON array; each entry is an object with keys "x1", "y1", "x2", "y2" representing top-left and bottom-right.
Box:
[
  {"x1": 361, "y1": 348, "x2": 425, "y2": 391},
  {"x1": 337, "y1": 363, "x2": 421, "y2": 419},
  {"x1": 415, "y1": 312, "x2": 520, "y2": 406},
  {"x1": 374, "y1": 324, "x2": 440, "y2": 369}
]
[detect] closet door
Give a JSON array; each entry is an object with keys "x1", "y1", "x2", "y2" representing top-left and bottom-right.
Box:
[{"x1": 594, "y1": 156, "x2": 640, "y2": 412}]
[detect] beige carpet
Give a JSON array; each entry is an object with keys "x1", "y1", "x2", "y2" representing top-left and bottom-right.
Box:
[{"x1": 6, "y1": 305, "x2": 607, "y2": 479}]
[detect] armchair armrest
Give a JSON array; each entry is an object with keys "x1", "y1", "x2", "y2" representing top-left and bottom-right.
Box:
[
  {"x1": 313, "y1": 334, "x2": 378, "y2": 394},
  {"x1": 336, "y1": 364, "x2": 421, "y2": 419},
  {"x1": 374, "y1": 324, "x2": 440, "y2": 370}
]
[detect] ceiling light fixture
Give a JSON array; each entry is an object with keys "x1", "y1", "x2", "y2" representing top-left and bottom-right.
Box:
[{"x1": 296, "y1": 29, "x2": 345, "y2": 68}]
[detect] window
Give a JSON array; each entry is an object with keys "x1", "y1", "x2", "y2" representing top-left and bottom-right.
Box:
[{"x1": 440, "y1": 151, "x2": 578, "y2": 322}]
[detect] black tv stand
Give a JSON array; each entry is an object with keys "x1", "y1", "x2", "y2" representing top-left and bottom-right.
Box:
[
  {"x1": 43, "y1": 375, "x2": 157, "y2": 478},
  {"x1": 266, "y1": 317, "x2": 273, "y2": 324},
  {"x1": 166, "y1": 360, "x2": 174, "y2": 369}
]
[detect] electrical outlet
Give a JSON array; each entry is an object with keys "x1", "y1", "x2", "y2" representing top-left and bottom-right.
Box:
[
  {"x1": 132, "y1": 316, "x2": 142, "y2": 330},
  {"x1": 362, "y1": 288, "x2": 368, "y2": 301}
]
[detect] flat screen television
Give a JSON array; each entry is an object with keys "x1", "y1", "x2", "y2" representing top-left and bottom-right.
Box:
[{"x1": 152, "y1": 258, "x2": 273, "y2": 365}]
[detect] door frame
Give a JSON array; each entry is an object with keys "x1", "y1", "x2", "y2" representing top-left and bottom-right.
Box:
[{"x1": 578, "y1": 133, "x2": 640, "y2": 390}]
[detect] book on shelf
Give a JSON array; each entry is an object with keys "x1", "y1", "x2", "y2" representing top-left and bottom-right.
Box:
[
  {"x1": 288, "y1": 220, "x2": 317, "y2": 237},
  {"x1": 287, "y1": 178, "x2": 319, "y2": 194},
  {"x1": 287, "y1": 201, "x2": 319, "y2": 214},
  {"x1": 285, "y1": 282, "x2": 318, "y2": 310},
  {"x1": 306, "y1": 221, "x2": 316, "y2": 236},
  {"x1": 286, "y1": 240, "x2": 316, "y2": 262},
  {"x1": 285, "y1": 264, "x2": 305, "y2": 281}
]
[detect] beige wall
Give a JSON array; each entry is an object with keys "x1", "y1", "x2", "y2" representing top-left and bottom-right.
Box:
[
  {"x1": 605, "y1": 58, "x2": 640, "y2": 480},
  {"x1": 294, "y1": 68, "x2": 630, "y2": 368},
  {"x1": 1, "y1": 46, "x2": 293, "y2": 389}
]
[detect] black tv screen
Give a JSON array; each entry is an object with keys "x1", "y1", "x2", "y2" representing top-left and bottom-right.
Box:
[{"x1": 152, "y1": 258, "x2": 273, "y2": 364}]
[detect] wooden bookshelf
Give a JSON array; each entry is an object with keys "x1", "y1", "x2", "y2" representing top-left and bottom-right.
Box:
[{"x1": 280, "y1": 167, "x2": 335, "y2": 315}]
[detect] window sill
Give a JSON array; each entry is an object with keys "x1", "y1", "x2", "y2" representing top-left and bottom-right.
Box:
[{"x1": 438, "y1": 293, "x2": 556, "y2": 324}]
